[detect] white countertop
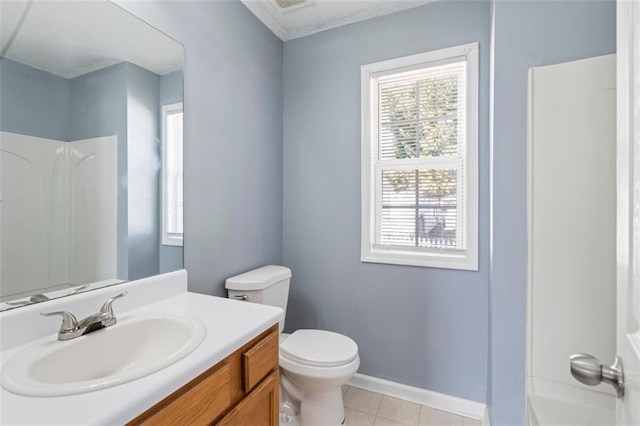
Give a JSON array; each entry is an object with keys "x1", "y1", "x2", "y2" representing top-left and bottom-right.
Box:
[{"x1": 0, "y1": 271, "x2": 283, "y2": 425}]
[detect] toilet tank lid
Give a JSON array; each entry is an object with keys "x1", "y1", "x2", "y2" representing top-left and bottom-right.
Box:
[{"x1": 225, "y1": 265, "x2": 292, "y2": 291}]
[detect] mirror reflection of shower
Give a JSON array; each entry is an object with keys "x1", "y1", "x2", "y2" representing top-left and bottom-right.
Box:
[{"x1": 0, "y1": 132, "x2": 121, "y2": 307}]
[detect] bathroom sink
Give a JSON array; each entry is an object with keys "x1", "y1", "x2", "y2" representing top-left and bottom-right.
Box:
[{"x1": 1, "y1": 313, "x2": 207, "y2": 397}]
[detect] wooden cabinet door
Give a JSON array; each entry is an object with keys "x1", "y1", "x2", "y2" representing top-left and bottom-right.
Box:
[
  {"x1": 217, "y1": 371, "x2": 279, "y2": 426},
  {"x1": 130, "y1": 363, "x2": 231, "y2": 426}
]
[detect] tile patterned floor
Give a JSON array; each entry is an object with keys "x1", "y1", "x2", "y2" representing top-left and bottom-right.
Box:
[{"x1": 342, "y1": 386, "x2": 482, "y2": 426}]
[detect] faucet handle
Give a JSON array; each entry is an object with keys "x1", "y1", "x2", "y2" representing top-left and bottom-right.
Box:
[
  {"x1": 67, "y1": 284, "x2": 89, "y2": 296},
  {"x1": 41, "y1": 311, "x2": 79, "y2": 332},
  {"x1": 100, "y1": 291, "x2": 127, "y2": 315}
]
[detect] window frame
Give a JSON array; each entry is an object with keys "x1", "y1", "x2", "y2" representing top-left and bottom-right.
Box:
[
  {"x1": 161, "y1": 101, "x2": 184, "y2": 247},
  {"x1": 361, "y1": 43, "x2": 479, "y2": 270}
]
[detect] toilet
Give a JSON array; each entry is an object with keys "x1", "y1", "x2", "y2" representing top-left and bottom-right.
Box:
[{"x1": 226, "y1": 265, "x2": 359, "y2": 426}]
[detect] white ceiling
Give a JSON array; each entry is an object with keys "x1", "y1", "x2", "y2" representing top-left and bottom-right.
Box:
[
  {"x1": 0, "y1": 0, "x2": 183, "y2": 79},
  {"x1": 240, "y1": 0, "x2": 436, "y2": 41}
]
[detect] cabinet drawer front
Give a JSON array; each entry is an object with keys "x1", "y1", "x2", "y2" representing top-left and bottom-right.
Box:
[
  {"x1": 242, "y1": 329, "x2": 279, "y2": 392},
  {"x1": 134, "y1": 363, "x2": 231, "y2": 426}
]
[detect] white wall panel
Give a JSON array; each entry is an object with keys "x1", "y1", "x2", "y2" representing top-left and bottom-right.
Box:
[
  {"x1": 528, "y1": 55, "x2": 616, "y2": 399},
  {"x1": 68, "y1": 136, "x2": 118, "y2": 285},
  {"x1": 0, "y1": 132, "x2": 67, "y2": 297},
  {"x1": 0, "y1": 132, "x2": 117, "y2": 299}
]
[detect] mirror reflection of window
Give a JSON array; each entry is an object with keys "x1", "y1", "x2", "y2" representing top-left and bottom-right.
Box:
[{"x1": 162, "y1": 102, "x2": 184, "y2": 246}]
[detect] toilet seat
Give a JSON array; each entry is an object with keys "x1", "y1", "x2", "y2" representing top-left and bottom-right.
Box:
[{"x1": 280, "y1": 329, "x2": 358, "y2": 368}]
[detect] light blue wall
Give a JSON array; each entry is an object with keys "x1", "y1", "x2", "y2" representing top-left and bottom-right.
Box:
[
  {"x1": 159, "y1": 71, "x2": 183, "y2": 105},
  {"x1": 70, "y1": 63, "x2": 129, "y2": 280},
  {"x1": 71, "y1": 62, "x2": 168, "y2": 281},
  {"x1": 283, "y1": 0, "x2": 490, "y2": 403},
  {"x1": 159, "y1": 70, "x2": 184, "y2": 274},
  {"x1": 488, "y1": 1, "x2": 616, "y2": 424},
  {"x1": 0, "y1": 58, "x2": 70, "y2": 141},
  {"x1": 126, "y1": 63, "x2": 161, "y2": 280},
  {"x1": 115, "y1": 0, "x2": 284, "y2": 295}
]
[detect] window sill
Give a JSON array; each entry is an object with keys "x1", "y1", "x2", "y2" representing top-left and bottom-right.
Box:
[
  {"x1": 361, "y1": 248, "x2": 477, "y2": 271},
  {"x1": 162, "y1": 237, "x2": 183, "y2": 247}
]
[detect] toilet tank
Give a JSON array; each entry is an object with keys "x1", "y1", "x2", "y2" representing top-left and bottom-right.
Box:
[{"x1": 225, "y1": 265, "x2": 291, "y2": 332}]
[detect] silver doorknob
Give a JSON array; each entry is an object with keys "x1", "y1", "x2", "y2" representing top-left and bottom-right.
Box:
[{"x1": 570, "y1": 353, "x2": 625, "y2": 399}]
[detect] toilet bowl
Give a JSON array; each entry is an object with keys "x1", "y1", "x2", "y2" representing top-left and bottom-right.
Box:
[
  {"x1": 225, "y1": 266, "x2": 359, "y2": 425},
  {"x1": 279, "y1": 330, "x2": 360, "y2": 425}
]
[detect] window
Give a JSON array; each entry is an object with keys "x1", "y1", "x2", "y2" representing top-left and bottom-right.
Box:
[
  {"x1": 361, "y1": 43, "x2": 478, "y2": 270},
  {"x1": 162, "y1": 102, "x2": 183, "y2": 246}
]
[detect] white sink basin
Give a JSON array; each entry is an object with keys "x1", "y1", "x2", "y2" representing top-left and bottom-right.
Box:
[{"x1": 1, "y1": 313, "x2": 207, "y2": 397}]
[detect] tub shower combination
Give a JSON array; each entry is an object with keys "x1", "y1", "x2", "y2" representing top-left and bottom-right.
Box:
[{"x1": 526, "y1": 55, "x2": 617, "y2": 425}]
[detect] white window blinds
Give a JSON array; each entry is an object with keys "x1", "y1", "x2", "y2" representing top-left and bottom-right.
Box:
[
  {"x1": 162, "y1": 103, "x2": 183, "y2": 246},
  {"x1": 362, "y1": 43, "x2": 478, "y2": 270},
  {"x1": 374, "y1": 61, "x2": 466, "y2": 252}
]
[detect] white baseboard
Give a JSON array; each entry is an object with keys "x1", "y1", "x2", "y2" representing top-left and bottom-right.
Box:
[{"x1": 347, "y1": 373, "x2": 489, "y2": 424}]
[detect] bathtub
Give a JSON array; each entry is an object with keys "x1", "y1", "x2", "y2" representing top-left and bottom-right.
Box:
[
  {"x1": 528, "y1": 395, "x2": 615, "y2": 426},
  {"x1": 527, "y1": 379, "x2": 615, "y2": 426}
]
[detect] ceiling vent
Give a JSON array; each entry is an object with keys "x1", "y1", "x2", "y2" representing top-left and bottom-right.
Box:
[
  {"x1": 272, "y1": 0, "x2": 312, "y2": 13},
  {"x1": 274, "y1": 0, "x2": 305, "y2": 8}
]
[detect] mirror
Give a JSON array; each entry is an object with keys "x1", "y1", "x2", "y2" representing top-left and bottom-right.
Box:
[{"x1": 0, "y1": 0, "x2": 184, "y2": 311}]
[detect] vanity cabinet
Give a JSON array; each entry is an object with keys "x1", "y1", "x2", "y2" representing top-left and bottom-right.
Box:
[{"x1": 128, "y1": 324, "x2": 279, "y2": 426}]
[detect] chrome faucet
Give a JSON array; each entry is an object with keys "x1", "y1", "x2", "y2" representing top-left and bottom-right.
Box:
[
  {"x1": 6, "y1": 284, "x2": 90, "y2": 307},
  {"x1": 41, "y1": 292, "x2": 127, "y2": 341}
]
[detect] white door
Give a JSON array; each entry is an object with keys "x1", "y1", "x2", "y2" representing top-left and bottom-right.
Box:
[{"x1": 616, "y1": 0, "x2": 640, "y2": 423}]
